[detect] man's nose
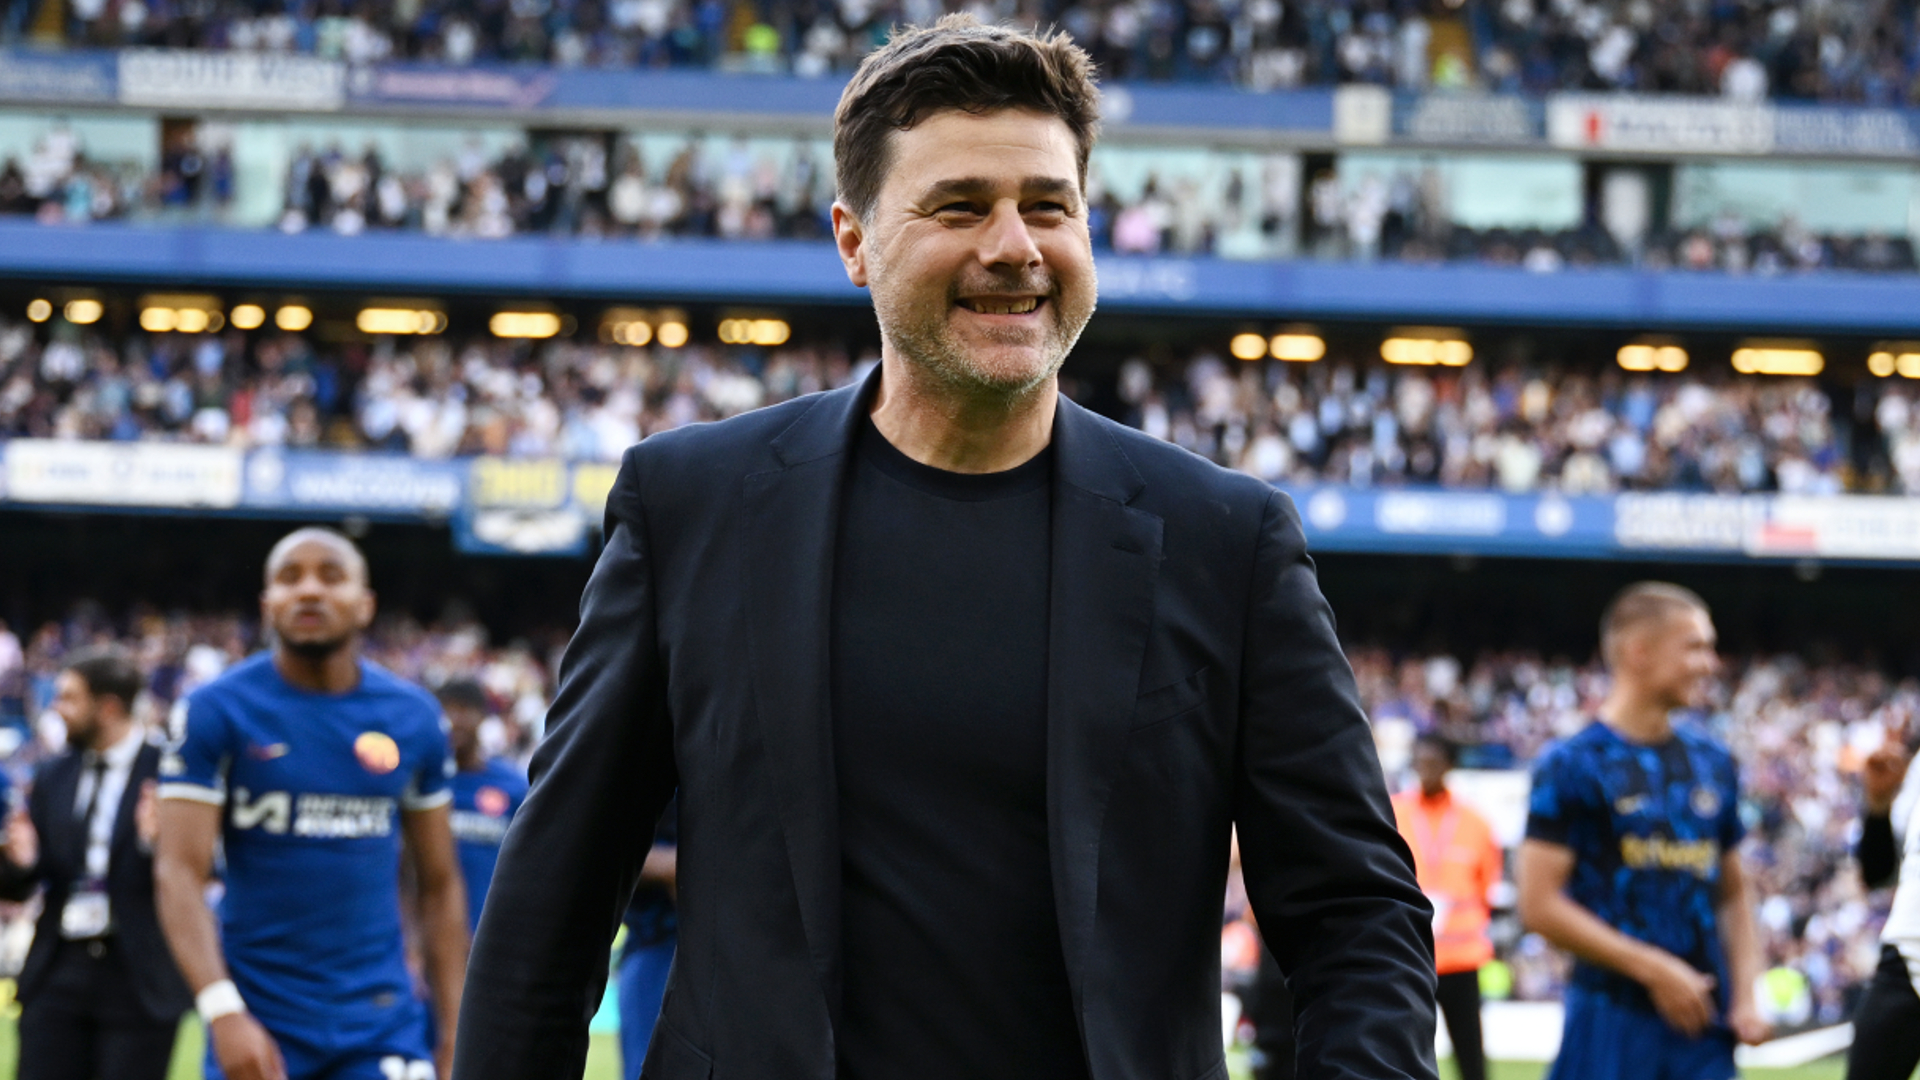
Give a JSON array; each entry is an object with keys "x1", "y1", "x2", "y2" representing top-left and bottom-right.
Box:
[{"x1": 976, "y1": 201, "x2": 1042, "y2": 269}]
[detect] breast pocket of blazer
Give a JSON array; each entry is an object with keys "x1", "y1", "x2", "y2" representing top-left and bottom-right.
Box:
[{"x1": 1129, "y1": 665, "x2": 1210, "y2": 732}]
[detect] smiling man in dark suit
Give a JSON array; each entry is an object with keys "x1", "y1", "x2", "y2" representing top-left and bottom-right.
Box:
[
  {"x1": 454, "y1": 16, "x2": 1436, "y2": 1080},
  {"x1": 0, "y1": 646, "x2": 191, "y2": 1080}
]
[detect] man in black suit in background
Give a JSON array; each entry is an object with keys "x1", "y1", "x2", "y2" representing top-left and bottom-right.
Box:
[
  {"x1": 0, "y1": 646, "x2": 192, "y2": 1080},
  {"x1": 456, "y1": 15, "x2": 1436, "y2": 1080}
]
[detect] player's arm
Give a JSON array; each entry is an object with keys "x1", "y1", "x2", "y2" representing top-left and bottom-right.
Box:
[
  {"x1": 1714, "y1": 847, "x2": 1770, "y2": 1045},
  {"x1": 154, "y1": 798, "x2": 287, "y2": 1080},
  {"x1": 1860, "y1": 740, "x2": 1914, "y2": 888},
  {"x1": 403, "y1": 803, "x2": 469, "y2": 1080},
  {"x1": 1516, "y1": 838, "x2": 1716, "y2": 1037}
]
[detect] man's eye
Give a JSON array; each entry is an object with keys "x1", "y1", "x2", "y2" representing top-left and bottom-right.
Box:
[{"x1": 937, "y1": 202, "x2": 982, "y2": 215}]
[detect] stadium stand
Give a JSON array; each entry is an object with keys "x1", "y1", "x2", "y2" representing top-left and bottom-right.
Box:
[
  {"x1": 8, "y1": 0, "x2": 1917, "y2": 102},
  {"x1": 5, "y1": 123, "x2": 1918, "y2": 275},
  {"x1": 0, "y1": 313, "x2": 1904, "y2": 495}
]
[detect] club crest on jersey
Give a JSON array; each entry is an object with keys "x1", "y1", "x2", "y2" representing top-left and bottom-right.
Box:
[
  {"x1": 476, "y1": 786, "x2": 510, "y2": 817},
  {"x1": 355, "y1": 732, "x2": 401, "y2": 775},
  {"x1": 1691, "y1": 786, "x2": 1720, "y2": 818}
]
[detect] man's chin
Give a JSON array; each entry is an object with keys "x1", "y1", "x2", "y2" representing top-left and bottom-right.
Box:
[{"x1": 280, "y1": 634, "x2": 352, "y2": 660}]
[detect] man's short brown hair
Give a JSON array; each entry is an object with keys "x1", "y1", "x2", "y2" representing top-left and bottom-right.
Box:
[
  {"x1": 832, "y1": 14, "x2": 1101, "y2": 222},
  {"x1": 63, "y1": 645, "x2": 142, "y2": 714},
  {"x1": 1600, "y1": 581, "x2": 1709, "y2": 662}
]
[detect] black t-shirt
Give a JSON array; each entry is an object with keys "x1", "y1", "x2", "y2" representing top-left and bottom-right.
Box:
[{"x1": 830, "y1": 418, "x2": 1089, "y2": 1080}]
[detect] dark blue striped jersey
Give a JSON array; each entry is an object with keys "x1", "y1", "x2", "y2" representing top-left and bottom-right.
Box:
[
  {"x1": 448, "y1": 758, "x2": 527, "y2": 934},
  {"x1": 1525, "y1": 719, "x2": 1744, "y2": 1012},
  {"x1": 160, "y1": 653, "x2": 452, "y2": 1029}
]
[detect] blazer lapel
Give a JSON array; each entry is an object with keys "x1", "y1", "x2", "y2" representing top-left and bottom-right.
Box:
[
  {"x1": 739, "y1": 371, "x2": 877, "y2": 1024},
  {"x1": 1045, "y1": 398, "x2": 1164, "y2": 1002}
]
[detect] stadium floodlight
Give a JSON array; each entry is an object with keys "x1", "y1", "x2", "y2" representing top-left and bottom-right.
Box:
[
  {"x1": 1229, "y1": 333, "x2": 1267, "y2": 361},
  {"x1": 718, "y1": 318, "x2": 792, "y2": 347},
  {"x1": 656, "y1": 320, "x2": 689, "y2": 348},
  {"x1": 230, "y1": 304, "x2": 267, "y2": 330},
  {"x1": 63, "y1": 299, "x2": 103, "y2": 325},
  {"x1": 601, "y1": 308, "x2": 654, "y2": 346},
  {"x1": 1617, "y1": 344, "x2": 1688, "y2": 373},
  {"x1": 357, "y1": 307, "x2": 445, "y2": 335},
  {"x1": 139, "y1": 307, "x2": 175, "y2": 332},
  {"x1": 1731, "y1": 344, "x2": 1823, "y2": 377},
  {"x1": 1869, "y1": 350, "x2": 1920, "y2": 379},
  {"x1": 1269, "y1": 333, "x2": 1326, "y2": 362},
  {"x1": 1381, "y1": 331, "x2": 1471, "y2": 367},
  {"x1": 490, "y1": 311, "x2": 564, "y2": 339},
  {"x1": 25, "y1": 298, "x2": 50, "y2": 323},
  {"x1": 275, "y1": 305, "x2": 314, "y2": 332},
  {"x1": 138, "y1": 295, "x2": 225, "y2": 334}
]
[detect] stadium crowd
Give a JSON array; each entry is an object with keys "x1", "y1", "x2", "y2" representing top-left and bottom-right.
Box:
[
  {"x1": 6, "y1": 311, "x2": 1908, "y2": 495},
  {"x1": 13, "y1": 0, "x2": 1920, "y2": 103},
  {"x1": 0, "y1": 602, "x2": 1905, "y2": 1025},
  {"x1": 7, "y1": 127, "x2": 1914, "y2": 277}
]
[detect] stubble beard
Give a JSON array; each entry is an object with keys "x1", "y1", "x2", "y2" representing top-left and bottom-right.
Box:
[{"x1": 870, "y1": 258, "x2": 1097, "y2": 412}]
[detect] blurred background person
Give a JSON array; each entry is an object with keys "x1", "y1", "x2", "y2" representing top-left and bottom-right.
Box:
[
  {"x1": 0, "y1": 646, "x2": 191, "y2": 1080},
  {"x1": 1393, "y1": 733, "x2": 1502, "y2": 1080}
]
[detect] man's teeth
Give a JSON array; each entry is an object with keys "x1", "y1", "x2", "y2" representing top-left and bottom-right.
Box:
[{"x1": 967, "y1": 298, "x2": 1039, "y2": 315}]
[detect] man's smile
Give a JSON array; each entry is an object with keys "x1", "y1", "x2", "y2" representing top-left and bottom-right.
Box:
[{"x1": 957, "y1": 295, "x2": 1045, "y2": 316}]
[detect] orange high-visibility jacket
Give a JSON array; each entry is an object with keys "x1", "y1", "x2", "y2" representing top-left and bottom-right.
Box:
[{"x1": 1391, "y1": 788, "x2": 1503, "y2": 975}]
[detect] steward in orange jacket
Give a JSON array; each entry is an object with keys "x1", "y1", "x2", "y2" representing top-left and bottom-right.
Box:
[{"x1": 1392, "y1": 734, "x2": 1503, "y2": 1080}]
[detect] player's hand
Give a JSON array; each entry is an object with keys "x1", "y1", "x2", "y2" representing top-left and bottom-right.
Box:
[
  {"x1": 1865, "y1": 740, "x2": 1911, "y2": 816},
  {"x1": 4, "y1": 809, "x2": 36, "y2": 870},
  {"x1": 1726, "y1": 998, "x2": 1772, "y2": 1045},
  {"x1": 134, "y1": 780, "x2": 159, "y2": 849},
  {"x1": 1638, "y1": 951, "x2": 1717, "y2": 1038},
  {"x1": 209, "y1": 1012, "x2": 288, "y2": 1080}
]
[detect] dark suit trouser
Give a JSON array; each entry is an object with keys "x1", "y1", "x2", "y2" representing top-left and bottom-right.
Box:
[
  {"x1": 18, "y1": 938, "x2": 177, "y2": 1080},
  {"x1": 1435, "y1": 969, "x2": 1485, "y2": 1080},
  {"x1": 1848, "y1": 944, "x2": 1920, "y2": 1080}
]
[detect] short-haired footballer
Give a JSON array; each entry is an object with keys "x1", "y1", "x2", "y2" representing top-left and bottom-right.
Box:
[
  {"x1": 436, "y1": 679, "x2": 527, "y2": 934},
  {"x1": 155, "y1": 528, "x2": 469, "y2": 1080}
]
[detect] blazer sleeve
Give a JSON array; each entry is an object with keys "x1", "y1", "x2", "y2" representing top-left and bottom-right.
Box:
[
  {"x1": 1232, "y1": 490, "x2": 1438, "y2": 1080},
  {"x1": 453, "y1": 450, "x2": 677, "y2": 1080}
]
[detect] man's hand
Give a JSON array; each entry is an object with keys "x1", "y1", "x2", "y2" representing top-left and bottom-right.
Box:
[
  {"x1": 1637, "y1": 950, "x2": 1717, "y2": 1038},
  {"x1": 209, "y1": 1012, "x2": 287, "y2": 1080},
  {"x1": 1865, "y1": 740, "x2": 1911, "y2": 816},
  {"x1": 1726, "y1": 997, "x2": 1772, "y2": 1046},
  {"x1": 4, "y1": 809, "x2": 36, "y2": 871}
]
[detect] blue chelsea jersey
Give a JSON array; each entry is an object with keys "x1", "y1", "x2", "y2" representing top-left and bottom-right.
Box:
[
  {"x1": 448, "y1": 758, "x2": 527, "y2": 933},
  {"x1": 160, "y1": 653, "x2": 452, "y2": 1025},
  {"x1": 1525, "y1": 719, "x2": 1744, "y2": 1012}
]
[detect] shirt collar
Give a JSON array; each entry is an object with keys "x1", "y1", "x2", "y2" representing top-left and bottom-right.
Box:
[{"x1": 85, "y1": 727, "x2": 143, "y2": 771}]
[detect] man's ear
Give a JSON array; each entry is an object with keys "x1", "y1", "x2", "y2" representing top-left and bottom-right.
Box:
[{"x1": 832, "y1": 201, "x2": 869, "y2": 288}]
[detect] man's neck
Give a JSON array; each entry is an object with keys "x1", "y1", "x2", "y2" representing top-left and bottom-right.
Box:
[
  {"x1": 1418, "y1": 784, "x2": 1449, "y2": 803},
  {"x1": 456, "y1": 747, "x2": 486, "y2": 772},
  {"x1": 274, "y1": 643, "x2": 361, "y2": 694},
  {"x1": 869, "y1": 351, "x2": 1057, "y2": 474},
  {"x1": 83, "y1": 721, "x2": 137, "y2": 759},
  {"x1": 1599, "y1": 689, "x2": 1675, "y2": 745}
]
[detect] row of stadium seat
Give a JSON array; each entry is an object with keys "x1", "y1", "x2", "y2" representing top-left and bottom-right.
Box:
[
  {"x1": 5, "y1": 314, "x2": 1913, "y2": 495},
  {"x1": 13, "y1": 0, "x2": 1913, "y2": 102}
]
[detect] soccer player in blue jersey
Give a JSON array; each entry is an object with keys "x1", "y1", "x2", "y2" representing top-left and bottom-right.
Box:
[
  {"x1": 1517, "y1": 582, "x2": 1769, "y2": 1080},
  {"x1": 154, "y1": 527, "x2": 469, "y2": 1080},
  {"x1": 437, "y1": 679, "x2": 526, "y2": 934}
]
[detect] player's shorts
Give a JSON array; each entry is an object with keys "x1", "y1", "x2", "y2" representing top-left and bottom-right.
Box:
[
  {"x1": 1547, "y1": 986, "x2": 1737, "y2": 1080},
  {"x1": 205, "y1": 998, "x2": 436, "y2": 1080}
]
